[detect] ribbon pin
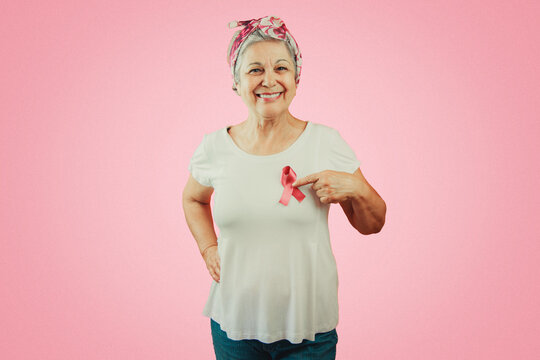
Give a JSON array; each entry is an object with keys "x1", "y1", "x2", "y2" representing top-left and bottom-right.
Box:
[{"x1": 279, "y1": 166, "x2": 305, "y2": 206}]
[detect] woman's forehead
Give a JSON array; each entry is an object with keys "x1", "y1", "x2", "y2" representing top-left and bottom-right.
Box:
[{"x1": 242, "y1": 41, "x2": 292, "y2": 62}]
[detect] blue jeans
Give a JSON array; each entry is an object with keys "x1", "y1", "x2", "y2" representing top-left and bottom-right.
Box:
[{"x1": 210, "y1": 319, "x2": 338, "y2": 360}]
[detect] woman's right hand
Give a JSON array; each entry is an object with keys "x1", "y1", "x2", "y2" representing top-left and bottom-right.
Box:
[{"x1": 202, "y1": 245, "x2": 221, "y2": 283}]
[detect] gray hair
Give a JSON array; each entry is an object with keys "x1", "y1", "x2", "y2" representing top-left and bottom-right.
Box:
[{"x1": 232, "y1": 29, "x2": 297, "y2": 92}]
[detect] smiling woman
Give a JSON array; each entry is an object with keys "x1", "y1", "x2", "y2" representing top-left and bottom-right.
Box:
[
  {"x1": 228, "y1": 21, "x2": 301, "y2": 92},
  {"x1": 182, "y1": 15, "x2": 386, "y2": 360},
  {"x1": 235, "y1": 40, "x2": 297, "y2": 120}
]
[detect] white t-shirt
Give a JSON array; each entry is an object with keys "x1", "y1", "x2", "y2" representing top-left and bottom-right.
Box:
[{"x1": 188, "y1": 121, "x2": 361, "y2": 344}]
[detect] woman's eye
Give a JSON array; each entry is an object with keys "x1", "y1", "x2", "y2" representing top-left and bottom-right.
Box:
[{"x1": 249, "y1": 67, "x2": 287, "y2": 73}]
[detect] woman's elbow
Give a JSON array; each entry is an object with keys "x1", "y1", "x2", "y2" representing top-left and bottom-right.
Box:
[
  {"x1": 371, "y1": 202, "x2": 387, "y2": 234},
  {"x1": 359, "y1": 203, "x2": 386, "y2": 235}
]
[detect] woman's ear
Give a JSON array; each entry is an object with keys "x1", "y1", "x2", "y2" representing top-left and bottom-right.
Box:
[{"x1": 232, "y1": 81, "x2": 240, "y2": 95}]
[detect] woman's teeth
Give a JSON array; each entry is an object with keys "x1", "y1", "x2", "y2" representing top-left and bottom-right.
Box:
[{"x1": 257, "y1": 93, "x2": 281, "y2": 98}]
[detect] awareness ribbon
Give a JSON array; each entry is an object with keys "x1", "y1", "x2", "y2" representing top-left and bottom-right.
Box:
[{"x1": 279, "y1": 166, "x2": 305, "y2": 205}]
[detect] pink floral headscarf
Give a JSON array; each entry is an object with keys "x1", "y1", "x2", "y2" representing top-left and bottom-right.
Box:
[{"x1": 227, "y1": 15, "x2": 303, "y2": 87}]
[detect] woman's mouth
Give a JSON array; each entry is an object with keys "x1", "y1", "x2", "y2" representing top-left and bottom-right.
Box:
[{"x1": 256, "y1": 92, "x2": 282, "y2": 101}]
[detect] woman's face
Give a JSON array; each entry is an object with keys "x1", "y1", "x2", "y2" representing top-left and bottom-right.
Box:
[{"x1": 235, "y1": 40, "x2": 297, "y2": 118}]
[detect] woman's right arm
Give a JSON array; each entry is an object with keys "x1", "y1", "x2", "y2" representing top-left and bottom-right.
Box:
[{"x1": 182, "y1": 174, "x2": 221, "y2": 283}]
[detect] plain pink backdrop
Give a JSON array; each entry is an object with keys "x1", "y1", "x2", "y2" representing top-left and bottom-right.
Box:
[{"x1": 1, "y1": 1, "x2": 539, "y2": 359}]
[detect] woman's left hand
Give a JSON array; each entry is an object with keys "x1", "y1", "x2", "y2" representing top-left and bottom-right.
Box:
[{"x1": 292, "y1": 170, "x2": 363, "y2": 204}]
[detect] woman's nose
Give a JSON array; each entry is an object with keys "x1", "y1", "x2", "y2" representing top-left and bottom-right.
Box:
[{"x1": 262, "y1": 71, "x2": 276, "y2": 87}]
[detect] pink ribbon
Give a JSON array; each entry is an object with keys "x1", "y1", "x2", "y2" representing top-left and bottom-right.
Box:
[{"x1": 279, "y1": 166, "x2": 305, "y2": 205}]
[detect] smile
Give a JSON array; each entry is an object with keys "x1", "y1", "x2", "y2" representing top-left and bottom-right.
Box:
[{"x1": 256, "y1": 92, "x2": 282, "y2": 100}]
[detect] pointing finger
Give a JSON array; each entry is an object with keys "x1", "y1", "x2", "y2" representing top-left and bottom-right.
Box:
[{"x1": 293, "y1": 172, "x2": 320, "y2": 187}]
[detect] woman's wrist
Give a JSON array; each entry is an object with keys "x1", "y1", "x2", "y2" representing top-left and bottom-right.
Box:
[{"x1": 201, "y1": 243, "x2": 218, "y2": 257}]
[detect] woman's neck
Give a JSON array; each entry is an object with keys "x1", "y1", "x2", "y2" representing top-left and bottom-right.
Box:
[
  {"x1": 243, "y1": 111, "x2": 296, "y2": 135},
  {"x1": 228, "y1": 111, "x2": 306, "y2": 151}
]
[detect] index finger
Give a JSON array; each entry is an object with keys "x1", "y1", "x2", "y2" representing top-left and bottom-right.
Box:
[{"x1": 292, "y1": 172, "x2": 321, "y2": 187}]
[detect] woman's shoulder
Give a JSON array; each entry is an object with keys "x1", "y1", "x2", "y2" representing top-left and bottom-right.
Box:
[
  {"x1": 193, "y1": 125, "x2": 230, "y2": 158},
  {"x1": 200, "y1": 124, "x2": 229, "y2": 142},
  {"x1": 306, "y1": 121, "x2": 341, "y2": 138},
  {"x1": 309, "y1": 121, "x2": 337, "y2": 131}
]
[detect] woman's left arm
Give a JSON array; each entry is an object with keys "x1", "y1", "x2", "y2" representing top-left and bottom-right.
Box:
[
  {"x1": 293, "y1": 168, "x2": 386, "y2": 235},
  {"x1": 338, "y1": 168, "x2": 386, "y2": 235}
]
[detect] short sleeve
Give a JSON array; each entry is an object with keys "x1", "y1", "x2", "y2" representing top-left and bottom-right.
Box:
[
  {"x1": 188, "y1": 134, "x2": 214, "y2": 187},
  {"x1": 325, "y1": 128, "x2": 361, "y2": 174}
]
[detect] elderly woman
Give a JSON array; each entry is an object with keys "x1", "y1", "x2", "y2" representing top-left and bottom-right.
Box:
[{"x1": 183, "y1": 15, "x2": 386, "y2": 360}]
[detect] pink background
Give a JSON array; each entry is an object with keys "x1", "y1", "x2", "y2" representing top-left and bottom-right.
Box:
[{"x1": 1, "y1": 1, "x2": 539, "y2": 359}]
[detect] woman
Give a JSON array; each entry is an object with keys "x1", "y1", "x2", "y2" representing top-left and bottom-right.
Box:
[{"x1": 183, "y1": 15, "x2": 386, "y2": 360}]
